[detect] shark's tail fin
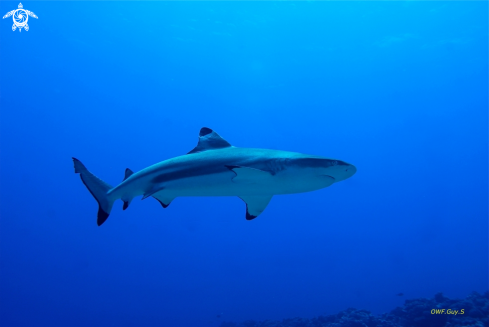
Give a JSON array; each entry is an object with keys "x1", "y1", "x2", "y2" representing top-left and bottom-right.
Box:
[{"x1": 72, "y1": 158, "x2": 114, "y2": 226}]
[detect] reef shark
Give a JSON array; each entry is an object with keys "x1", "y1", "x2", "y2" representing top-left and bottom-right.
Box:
[{"x1": 73, "y1": 127, "x2": 356, "y2": 226}]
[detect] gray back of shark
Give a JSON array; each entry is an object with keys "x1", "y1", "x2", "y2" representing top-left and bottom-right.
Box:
[{"x1": 73, "y1": 127, "x2": 356, "y2": 226}]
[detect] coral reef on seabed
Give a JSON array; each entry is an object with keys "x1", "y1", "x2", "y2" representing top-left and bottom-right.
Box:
[{"x1": 220, "y1": 291, "x2": 488, "y2": 327}]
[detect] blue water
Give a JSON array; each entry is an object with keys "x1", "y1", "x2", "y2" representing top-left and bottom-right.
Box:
[{"x1": 0, "y1": 1, "x2": 487, "y2": 326}]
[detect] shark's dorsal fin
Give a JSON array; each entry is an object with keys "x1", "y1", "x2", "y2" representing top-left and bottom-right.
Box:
[
  {"x1": 123, "y1": 168, "x2": 134, "y2": 181},
  {"x1": 187, "y1": 127, "x2": 232, "y2": 154}
]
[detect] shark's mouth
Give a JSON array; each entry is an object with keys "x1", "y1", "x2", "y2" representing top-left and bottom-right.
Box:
[{"x1": 321, "y1": 175, "x2": 336, "y2": 180}]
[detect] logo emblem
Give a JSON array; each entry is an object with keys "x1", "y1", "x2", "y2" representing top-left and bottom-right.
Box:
[{"x1": 3, "y1": 3, "x2": 37, "y2": 32}]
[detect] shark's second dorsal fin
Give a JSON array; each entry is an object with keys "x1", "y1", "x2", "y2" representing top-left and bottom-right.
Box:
[
  {"x1": 187, "y1": 127, "x2": 232, "y2": 154},
  {"x1": 123, "y1": 168, "x2": 134, "y2": 181}
]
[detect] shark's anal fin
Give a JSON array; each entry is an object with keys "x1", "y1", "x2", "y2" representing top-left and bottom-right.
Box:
[
  {"x1": 121, "y1": 168, "x2": 135, "y2": 210},
  {"x1": 225, "y1": 165, "x2": 272, "y2": 184},
  {"x1": 187, "y1": 127, "x2": 233, "y2": 154},
  {"x1": 239, "y1": 195, "x2": 273, "y2": 220},
  {"x1": 152, "y1": 191, "x2": 175, "y2": 209},
  {"x1": 122, "y1": 202, "x2": 128, "y2": 210}
]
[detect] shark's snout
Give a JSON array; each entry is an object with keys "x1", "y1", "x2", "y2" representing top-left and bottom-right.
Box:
[
  {"x1": 332, "y1": 162, "x2": 356, "y2": 182},
  {"x1": 322, "y1": 159, "x2": 357, "y2": 182},
  {"x1": 344, "y1": 164, "x2": 357, "y2": 178},
  {"x1": 290, "y1": 156, "x2": 356, "y2": 182}
]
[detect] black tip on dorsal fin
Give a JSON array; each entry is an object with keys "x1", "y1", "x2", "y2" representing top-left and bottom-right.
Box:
[
  {"x1": 188, "y1": 127, "x2": 232, "y2": 154},
  {"x1": 199, "y1": 127, "x2": 213, "y2": 137},
  {"x1": 123, "y1": 168, "x2": 134, "y2": 181}
]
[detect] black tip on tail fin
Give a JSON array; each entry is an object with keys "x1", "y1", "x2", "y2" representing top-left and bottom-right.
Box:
[
  {"x1": 97, "y1": 207, "x2": 110, "y2": 226},
  {"x1": 72, "y1": 157, "x2": 87, "y2": 173},
  {"x1": 72, "y1": 157, "x2": 114, "y2": 227}
]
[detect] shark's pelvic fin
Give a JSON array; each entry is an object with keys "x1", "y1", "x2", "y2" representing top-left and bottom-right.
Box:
[
  {"x1": 239, "y1": 195, "x2": 273, "y2": 220},
  {"x1": 142, "y1": 185, "x2": 165, "y2": 200},
  {"x1": 72, "y1": 158, "x2": 115, "y2": 226},
  {"x1": 152, "y1": 191, "x2": 175, "y2": 209},
  {"x1": 226, "y1": 165, "x2": 272, "y2": 184},
  {"x1": 187, "y1": 127, "x2": 233, "y2": 154}
]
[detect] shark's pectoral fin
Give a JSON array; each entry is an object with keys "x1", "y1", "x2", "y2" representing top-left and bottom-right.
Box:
[
  {"x1": 239, "y1": 195, "x2": 273, "y2": 220},
  {"x1": 152, "y1": 191, "x2": 175, "y2": 209},
  {"x1": 226, "y1": 166, "x2": 272, "y2": 184}
]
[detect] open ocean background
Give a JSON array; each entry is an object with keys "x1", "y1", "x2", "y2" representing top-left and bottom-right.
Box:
[{"x1": 0, "y1": 1, "x2": 487, "y2": 326}]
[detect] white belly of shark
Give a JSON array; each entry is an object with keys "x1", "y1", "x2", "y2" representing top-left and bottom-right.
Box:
[{"x1": 73, "y1": 127, "x2": 356, "y2": 226}]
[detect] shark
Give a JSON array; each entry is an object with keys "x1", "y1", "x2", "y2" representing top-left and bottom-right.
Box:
[{"x1": 73, "y1": 127, "x2": 356, "y2": 226}]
